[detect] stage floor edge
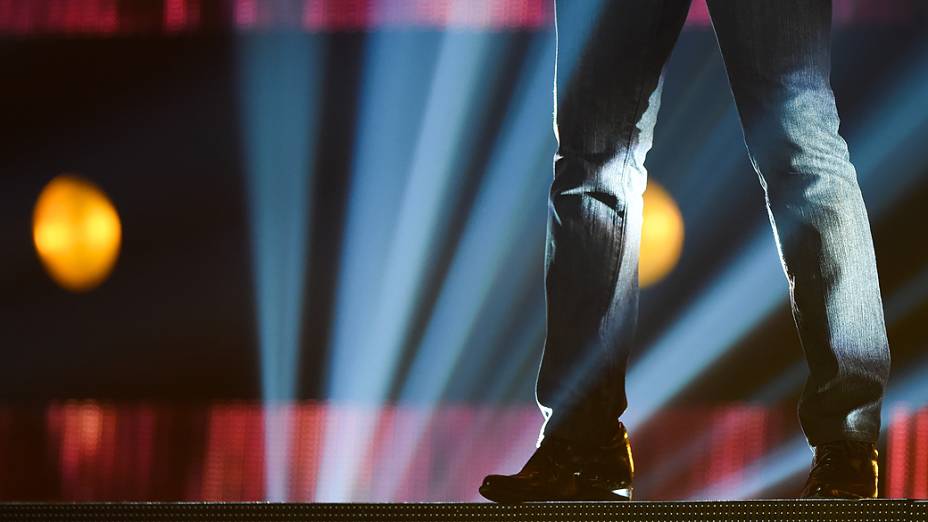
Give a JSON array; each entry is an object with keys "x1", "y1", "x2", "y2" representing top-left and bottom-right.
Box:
[{"x1": 0, "y1": 500, "x2": 924, "y2": 521}]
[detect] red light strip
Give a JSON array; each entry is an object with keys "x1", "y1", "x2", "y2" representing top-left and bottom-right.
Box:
[
  {"x1": 913, "y1": 409, "x2": 928, "y2": 499},
  {"x1": 0, "y1": 0, "x2": 919, "y2": 36},
  {"x1": 0, "y1": 0, "x2": 551, "y2": 35},
  {"x1": 10, "y1": 401, "x2": 924, "y2": 500},
  {"x1": 164, "y1": 0, "x2": 199, "y2": 32},
  {"x1": 887, "y1": 406, "x2": 911, "y2": 498}
]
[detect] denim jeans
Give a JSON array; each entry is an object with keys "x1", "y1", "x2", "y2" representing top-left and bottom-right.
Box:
[{"x1": 536, "y1": 0, "x2": 891, "y2": 447}]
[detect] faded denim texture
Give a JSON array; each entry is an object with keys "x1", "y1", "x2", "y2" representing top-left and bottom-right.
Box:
[{"x1": 536, "y1": 0, "x2": 891, "y2": 447}]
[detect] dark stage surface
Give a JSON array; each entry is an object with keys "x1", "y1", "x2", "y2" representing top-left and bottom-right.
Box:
[{"x1": 0, "y1": 500, "x2": 923, "y2": 521}]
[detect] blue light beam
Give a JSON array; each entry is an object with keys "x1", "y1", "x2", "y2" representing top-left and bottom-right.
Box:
[
  {"x1": 317, "y1": 30, "x2": 432, "y2": 502},
  {"x1": 238, "y1": 32, "x2": 322, "y2": 501},
  {"x1": 319, "y1": 15, "x2": 504, "y2": 500},
  {"x1": 378, "y1": 1, "x2": 608, "y2": 499}
]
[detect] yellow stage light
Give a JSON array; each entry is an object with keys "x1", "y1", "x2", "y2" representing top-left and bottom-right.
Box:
[
  {"x1": 33, "y1": 175, "x2": 122, "y2": 292},
  {"x1": 640, "y1": 181, "x2": 684, "y2": 288}
]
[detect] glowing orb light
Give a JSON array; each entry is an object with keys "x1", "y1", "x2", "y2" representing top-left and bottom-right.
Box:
[
  {"x1": 639, "y1": 181, "x2": 684, "y2": 287},
  {"x1": 32, "y1": 175, "x2": 122, "y2": 292}
]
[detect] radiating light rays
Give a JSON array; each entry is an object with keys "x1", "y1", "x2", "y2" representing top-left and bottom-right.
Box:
[
  {"x1": 367, "y1": 27, "x2": 499, "y2": 398},
  {"x1": 396, "y1": 0, "x2": 605, "y2": 409},
  {"x1": 362, "y1": 1, "x2": 608, "y2": 500},
  {"x1": 318, "y1": 5, "x2": 518, "y2": 497},
  {"x1": 461, "y1": 270, "x2": 547, "y2": 403},
  {"x1": 316, "y1": 29, "x2": 437, "y2": 502},
  {"x1": 624, "y1": 231, "x2": 785, "y2": 431},
  {"x1": 418, "y1": 151, "x2": 549, "y2": 405},
  {"x1": 238, "y1": 31, "x2": 321, "y2": 501},
  {"x1": 323, "y1": 32, "x2": 435, "y2": 407},
  {"x1": 374, "y1": 187, "x2": 551, "y2": 499}
]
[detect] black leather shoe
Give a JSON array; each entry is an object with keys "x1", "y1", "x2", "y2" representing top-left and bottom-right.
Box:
[
  {"x1": 800, "y1": 440, "x2": 879, "y2": 498},
  {"x1": 479, "y1": 422, "x2": 633, "y2": 503}
]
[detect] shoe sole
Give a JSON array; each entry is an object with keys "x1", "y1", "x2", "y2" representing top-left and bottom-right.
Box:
[
  {"x1": 804, "y1": 491, "x2": 870, "y2": 500},
  {"x1": 478, "y1": 484, "x2": 632, "y2": 503}
]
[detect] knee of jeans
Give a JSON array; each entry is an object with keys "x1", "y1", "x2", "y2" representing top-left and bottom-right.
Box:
[
  {"x1": 549, "y1": 186, "x2": 624, "y2": 230},
  {"x1": 744, "y1": 87, "x2": 859, "y2": 185},
  {"x1": 748, "y1": 123, "x2": 863, "y2": 206},
  {"x1": 549, "y1": 151, "x2": 646, "y2": 211}
]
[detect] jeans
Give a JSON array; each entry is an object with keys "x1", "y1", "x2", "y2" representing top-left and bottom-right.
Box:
[{"x1": 536, "y1": 0, "x2": 890, "y2": 447}]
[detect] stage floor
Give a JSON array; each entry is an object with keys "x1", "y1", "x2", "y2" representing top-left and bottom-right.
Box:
[{"x1": 0, "y1": 500, "x2": 923, "y2": 521}]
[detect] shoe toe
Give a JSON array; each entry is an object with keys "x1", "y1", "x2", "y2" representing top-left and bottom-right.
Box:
[
  {"x1": 479, "y1": 475, "x2": 497, "y2": 491},
  {"x1": 479, "y1": 475, "x2": 509, "y2": 502},
  {"x1": 479, "y1": 474, "x2": 535, "y2": 502},
  {"x1": 480, "y1": 474, "x2": 512, "y2": 490}
]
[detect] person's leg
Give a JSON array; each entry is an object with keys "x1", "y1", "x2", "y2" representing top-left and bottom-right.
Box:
[
  {"x1": 480, "y1": 0, "x2": 691, "y2": 502},
  {"x1": 537, "y1": 0, "x2": 692, "y2": 447},
  {"x1": 706, "y1": 0, "x2": 890, "y2": 446}
]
